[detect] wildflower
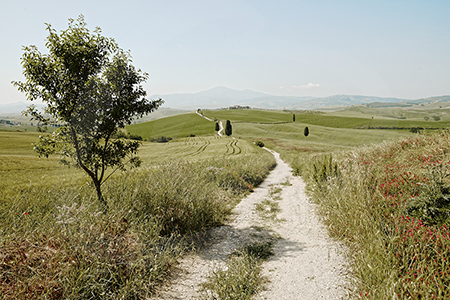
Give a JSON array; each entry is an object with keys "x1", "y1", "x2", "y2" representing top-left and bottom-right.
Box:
[{"x1": 24, "y1": 212, "x2": 29, "y2": 215}]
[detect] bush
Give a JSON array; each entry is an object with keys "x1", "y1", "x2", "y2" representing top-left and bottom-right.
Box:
[
  {"x1": 115, "y1": 131, "x2": 143, "y2": 141},
  {"x1": 36, "y1": 126, "x2": 47, "y2": 132},
  {"x1": 149, "y1": 136, "x2": 172, "y2": 143},
  {"x1": 409, "y1": 127, "x2": 422, "y2": 133},
  {"x1": 202, "y1": 241, "x2": 274, "y2": 300},
  {"x1": 255, "y1": 141, "x2": 264, "y2": 148},
  {"x1": 127, "y1": 133, "x2": 143, "y2": 141}
]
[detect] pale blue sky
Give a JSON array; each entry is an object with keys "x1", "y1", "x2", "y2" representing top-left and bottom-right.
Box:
[{"x1": 1, "y1": 0, "x2": 450, "y2": 105}]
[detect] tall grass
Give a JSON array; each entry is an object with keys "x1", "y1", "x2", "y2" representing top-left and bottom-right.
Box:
[
  {"x1": 0, "y1": 151, "x2": 275, "y2": 299},
  {"x1": 201, "y1": 241, "x2": 275, "y2": 300},
  {"x1": 298, "y1": 132, "x2": 450, "y2": 299}
]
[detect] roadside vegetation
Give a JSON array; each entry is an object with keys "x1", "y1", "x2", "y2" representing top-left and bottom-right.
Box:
[
  {"x1": 202, "y1": 241, "x2": 275, "y2": 300},
  {"x1": 3, "y1": 103, "x2": 450, "y2": 298},
  {"x1": 296, "y1": 132, "x2": 450, "y2": 298},
  {"x1": 0, "y1": 138, "x2": 275, "y2": 298}
]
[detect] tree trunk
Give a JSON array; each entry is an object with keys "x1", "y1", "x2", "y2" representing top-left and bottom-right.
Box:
[{"x1": 93, "y1": 179, "x2": 108, "y2": 213}]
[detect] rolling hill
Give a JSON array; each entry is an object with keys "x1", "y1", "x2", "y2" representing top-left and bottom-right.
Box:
[{"x1": 151, "y1": 87, "x2": 450, "y2": 110}]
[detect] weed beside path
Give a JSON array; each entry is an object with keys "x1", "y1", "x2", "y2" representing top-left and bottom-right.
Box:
[
  {"x1": 300, "y1": 132, "x2": 450, "y2": 299},
  {"x1": 0, "y1": 149, "x2": 275, "y2": 298},
  {"x1": 153, "y1": 149, "x2": 348, "y2": 299}
]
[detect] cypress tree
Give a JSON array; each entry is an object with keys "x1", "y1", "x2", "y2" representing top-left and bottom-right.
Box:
[
  {"x1": 304, "y1": 126, "x2": 309, "y2": 141},
  {"x1": 225, "y1": 120, "x2": 232, "y2": 136}
]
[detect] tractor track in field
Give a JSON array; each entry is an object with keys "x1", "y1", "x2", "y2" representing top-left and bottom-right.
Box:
[
  {"x1": 181, "y1": 137, "x2": 211, "y2": 157},
  {"x1": 225, "y1": 139, "x2": 241, "y2": 155}
]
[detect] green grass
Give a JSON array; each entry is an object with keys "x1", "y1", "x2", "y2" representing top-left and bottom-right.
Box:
[
  {"x1": 255, "y1": 185, "x2": 283, "y2": 222},
  {"x1": 137, "y1": 136, "x2": 261, "y2": 166},
  {"x1": 126, "y1": 112, "x2": 214, "y2": 140},
  {"x1": 3, "y1": 105, "x2": 450, "y2": 298},
  {"x1": 0, "y1": 132, "x2": 86, "y2": 200},
  {"x1": 202, "y1": 241, "x2": 275, "y2": 300},
  {"x1": 202, "y1": 108, "x2": 450, "y2": 128},
  {"x1": 0, "y1": 131, "x2": 266, "y2": 202},
  {"x1": 299, "y1": 133, "x2": 450, "y2": 298},
  {"x1": 125, "y1": 109, "x2": 420, "y2": 164},
  {"x1": 0, "y1": 144, "x2": 276, "y2": 298},
  {"x1": 203, "y1": 109, "x2": 294, "y2": 123}
]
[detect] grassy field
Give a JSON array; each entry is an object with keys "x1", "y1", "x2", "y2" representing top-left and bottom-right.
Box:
[
  {"x1": 202, "y1": 108, "x2": 449, "y2": 128},
  {"x1": 126, "y1": 112, "x2": 213, "y2": 140},
  {"x1": 0, "y1": 128, "x2": 276, "y2": 298},
  {"x1": 2, "y1": 105, "x2": 449, "y2": 298},
  {"x1": 0, "y1": 130, "x2": 265, "y2": 202},
  {"x1": 127, "y1": 109, "x2": 424, "y2": 153},
  {"x1": 0, "y1": 131, "x2": 86, "y2": 200},
  {"x1": 298, "y1": 133, "x2": 450, "y2": 298}
]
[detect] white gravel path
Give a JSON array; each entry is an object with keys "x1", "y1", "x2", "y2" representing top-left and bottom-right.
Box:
[
  {"x1": 152, "y1": 148, "x2": 349, "y2": 299},
  {"x1": 256, "y1": 149, "x2": 348, "y2": 299}
]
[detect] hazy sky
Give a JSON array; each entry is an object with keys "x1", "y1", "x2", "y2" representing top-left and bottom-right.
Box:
[{"x1": 2, "y1": 0, "x2": 450, "y2": 105}]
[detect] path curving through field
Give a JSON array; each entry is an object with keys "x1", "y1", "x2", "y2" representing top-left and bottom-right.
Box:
[
  {"x1": 195, "y1": 111, "x2": 223, "y2": 136},
  {"x1": 153, "y1": 149, "x2": 348, "y2": 299}
]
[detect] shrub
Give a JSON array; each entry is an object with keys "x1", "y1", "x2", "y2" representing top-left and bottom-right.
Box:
[
  {"x1": 149, "y1": 136, "x2": 172, "y2": 143},
  {"x1": 115, "y1": 130, "x2": 143, "y2": 141},
  {"x1": 127, "y1": 133, "x2": 143, "y2": 141},
  {"x1": 409, "y1": 126, "x2": 422, "y2": 133},
  {"x1": 202, "y1": 241, "x2": 274, "y2": 300},
  {"x1": 255, "y1": 141, "x2": 264, "y2": 148}
]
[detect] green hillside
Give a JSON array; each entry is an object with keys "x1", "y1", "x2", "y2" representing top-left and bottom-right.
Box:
[
  {"x1": 126, "y1": 108, "x2": 448, "y2": 149},
  {"x1": 202, "y1": 108, "x2": 449, "y2": 129},
  {"x1": 125, "y1": 109, "x2": 432, "y2": 163},
  {"x1": 126, "y1": 112, "x2": 213, "y2": 139},
  {"x1": 203, "y1": 109, "x2": 293, "y2": 123}
]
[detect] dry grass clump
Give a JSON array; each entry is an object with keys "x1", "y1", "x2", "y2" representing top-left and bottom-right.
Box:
[
  {"x1": 201, "y1": 241, "x2": 274, "y2": 300},
  {"x1": 301, "y1": 132, "x2": 450, "y2": 299},
  {"x1": 0, "y1": 154, "x2": 275, "y2": 299}
]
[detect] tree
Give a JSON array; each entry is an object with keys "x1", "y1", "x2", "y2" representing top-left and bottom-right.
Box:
[
  {"x1": 432, "y1": 115, "x2": 441, "y2": 121},
  {"x1": 304, "y1": 126, "x2": 309, "y2": 141},
  {"x1": 215, "y1": 122, "x2": 220, "y2": 132},
  {"x1": 410, "y1": 127, "x2": 422, "y2": 134},
  {"x1": 225, "y1": 120, "x2": 232, "y2": 136},
  {"x1": 293, "y1": 114, "x2": 295, "y2": 122},
  {"x1": 12, "y1": 16, "x2": 163, "y2": 211}
]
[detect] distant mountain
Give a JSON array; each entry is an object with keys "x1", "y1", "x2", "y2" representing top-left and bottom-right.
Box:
[
  {"x1": 407, "y1": 95, "x2": 450, "y2": 104},
  {"x1": 3, "y1": 89, "x2": 449, "y2": 115},
  {"x1": 151, "y1": 87, "x2": 415, "y2": 110},
  {"x1": 151, "y1": 86, "x2": 270, "y2": 109},
  {"x1": 0, "y1": 102, "x2": 42, "y2": 115},
  {"x1": 293, "y1": 95, "x2": 410, "y2": 110}
]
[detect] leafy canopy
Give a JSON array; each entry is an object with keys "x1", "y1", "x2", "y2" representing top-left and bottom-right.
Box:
[{"x1": 13, "y1": 15, "x2": 163, "y2": 210}]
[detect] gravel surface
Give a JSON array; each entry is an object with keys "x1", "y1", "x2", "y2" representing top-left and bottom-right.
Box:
[{"x1": 153, "y1": 149, "x2": 349, "y2": 299}]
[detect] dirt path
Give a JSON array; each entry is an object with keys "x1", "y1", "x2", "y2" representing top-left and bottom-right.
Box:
[
  {"x1": 153, "y1": 149, "x2": 348, "y2": 299},
  {"x1": 217, "y1": 120, "x2": 223, "y2": 136},
  {"x1": 196, "y1": 111, "x2": 223, "y2": 136}
]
